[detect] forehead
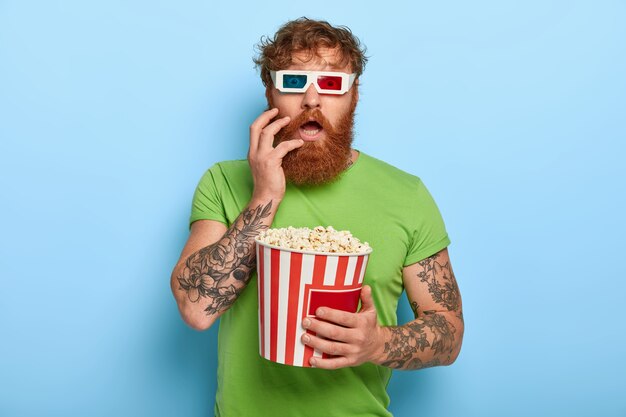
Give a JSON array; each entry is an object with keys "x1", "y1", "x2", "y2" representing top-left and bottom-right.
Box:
[{"x1": 287, "y1": 47, "x2": 352, "y2": 72}]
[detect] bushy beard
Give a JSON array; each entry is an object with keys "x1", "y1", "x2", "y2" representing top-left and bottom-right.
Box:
[{"x1": 269, "y1": 91, "x2": 357, "y2": 186}]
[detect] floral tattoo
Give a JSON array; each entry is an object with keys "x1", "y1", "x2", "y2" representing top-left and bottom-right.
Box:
[
  {"x1": 381, "y1": 312, "x2": 457, "y2": 370},
  {"x1": 380, "y1": 251, "x2": 463, "y2": 370},
  {"x1": 177, "y1": 201, "x2": 273, "y2": 315},
  {"x1": 416, "y1": 253, "x2": 461, "y2": 312}
]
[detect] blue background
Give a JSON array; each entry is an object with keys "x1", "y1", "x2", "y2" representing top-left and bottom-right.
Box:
[{"x1": 1, "y1": 1, "x2": 625, "y2": 416}]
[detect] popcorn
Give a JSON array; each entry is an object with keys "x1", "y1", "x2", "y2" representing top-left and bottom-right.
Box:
[{"x1": 256, "y1": 226, "x2": 371, "y2": 254}]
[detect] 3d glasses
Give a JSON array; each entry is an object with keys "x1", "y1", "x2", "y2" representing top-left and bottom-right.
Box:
[{"x1": 270, "y1": 70, "x2": 356, "y2": 95}]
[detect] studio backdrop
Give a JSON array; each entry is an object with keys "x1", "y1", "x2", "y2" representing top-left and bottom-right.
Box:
[{"x1": 1, "y1": 1, "x2": 625, "y2": 416}]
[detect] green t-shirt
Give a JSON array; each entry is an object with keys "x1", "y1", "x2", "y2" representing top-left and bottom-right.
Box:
[{"x1": 189, "y1": 150, "x2": 450, "y2": 417}]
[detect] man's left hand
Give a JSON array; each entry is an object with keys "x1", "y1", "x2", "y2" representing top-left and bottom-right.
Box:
[{"x1": 301, "y1": 285, "x2": 386, "y2": 369}]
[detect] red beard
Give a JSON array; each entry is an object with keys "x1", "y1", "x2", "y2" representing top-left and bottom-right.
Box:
[{"x1": 269, "y1": 92, "x2": 357, "y2": 186}]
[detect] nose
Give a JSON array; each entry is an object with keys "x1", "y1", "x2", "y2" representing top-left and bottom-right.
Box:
[{"x1": 301, "y1": 84, "x2": 320, "y2": 110}]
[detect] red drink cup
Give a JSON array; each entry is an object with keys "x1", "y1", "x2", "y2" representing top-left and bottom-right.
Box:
[{"x1": 254, "y1": 238, "x2": 372, "y2": 367}]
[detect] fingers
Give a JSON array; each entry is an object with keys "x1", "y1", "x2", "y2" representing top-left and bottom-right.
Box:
[
  {"x1": 359, "y1": 285, "x2": 376, "y2": 312},
  {"x1": 309, "y1": 355, "x2": 351, "y2": 370},
  {"x1": 272, "y1": 138, "x2": 304, "y2": 159},
  {"x1": 247, "y1": 108, "x2": 299, "y2": 201},
  {"x1": 300, "y1": 287, "x2": 382, "y2": 370},
  {"x1": 257, "y1": 115, "x2": 291, "y2": 152},
  {"x1": 314, "y1": 307, "x2": 358, "y2": 328},
  {"x1": 303, "y1": 316, "x2": 352, "y2": 342},
  {"x1": 301, "y1": 332, "x2": 353, "y2": 358},
  {"x1": 249, "y1": 108, "x2": 279, "y2": 154}
]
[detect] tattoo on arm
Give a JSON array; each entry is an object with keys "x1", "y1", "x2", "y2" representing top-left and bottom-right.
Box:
[
  {"x1": 176, "y1": 201, "x2": 273, "y2": 316},
  {"x1": 416, "y1": 253, "x2": 461, "y2": 312},
  {"x1": 385, "y1": 252, "x2": 463, "y2": 370},
  {"x1": 380, "y1": 312, "x2": 456, "y2": 370}
]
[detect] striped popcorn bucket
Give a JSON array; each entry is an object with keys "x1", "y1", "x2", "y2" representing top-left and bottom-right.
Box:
[{"x1": 254, "y1": 239, "x2": 372, "y2": 367}]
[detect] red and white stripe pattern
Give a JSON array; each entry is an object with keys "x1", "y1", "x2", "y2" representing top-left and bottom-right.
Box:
[{"x1": 256, "y1": 242, "x2": 370, "y2": 367}]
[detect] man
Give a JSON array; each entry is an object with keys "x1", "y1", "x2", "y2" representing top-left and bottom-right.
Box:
[{"x1": 171, "y1": 17, "x2": 464, "y2": 417}]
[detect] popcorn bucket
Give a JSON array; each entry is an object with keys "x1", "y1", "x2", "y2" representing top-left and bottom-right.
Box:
[{"x1": 254, "y1": 239, "x2": 372, "y2": 367}]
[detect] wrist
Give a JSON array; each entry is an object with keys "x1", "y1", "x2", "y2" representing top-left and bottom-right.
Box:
[
  {"x1": 250, "y1": 192, "x2": 283, "y2": 205},
  {"x1": 371, "y1": 326, "x2": 391, "y2": 366}
]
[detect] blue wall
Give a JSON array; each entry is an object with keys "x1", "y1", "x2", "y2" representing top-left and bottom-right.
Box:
[{"x1": 1, "y1": 1, "x2": 625, "y2": 416}]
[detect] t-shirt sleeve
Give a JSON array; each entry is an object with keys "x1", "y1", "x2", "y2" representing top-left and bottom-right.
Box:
[
  {"x1": 188, "y1": 164, "x2": 229, "y2": 229},
  {"x1": 403, "y1": 179, "x2": 451, "y2": 266}
]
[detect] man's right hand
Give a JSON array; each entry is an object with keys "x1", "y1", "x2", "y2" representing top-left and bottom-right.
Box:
[
  {"x1": 248, "y1": 108, "x2": 304, "y2": 202},
  {"x1": 172, "y1": 110, "x2": 302, "y2": 331}
]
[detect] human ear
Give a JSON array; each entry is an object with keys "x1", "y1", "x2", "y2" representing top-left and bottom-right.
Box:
[{"x1": 265, "y1": 86, "x2": 273, "y2": 109}]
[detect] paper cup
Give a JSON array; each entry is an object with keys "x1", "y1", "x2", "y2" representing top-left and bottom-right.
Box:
[{"x1": 254, "y1": 239, "x2": 372, "y2": 367}]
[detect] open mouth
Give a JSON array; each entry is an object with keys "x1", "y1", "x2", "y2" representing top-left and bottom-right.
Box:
[{"x1": 298, "y1": 120, "x2": 323, "y2": 141}]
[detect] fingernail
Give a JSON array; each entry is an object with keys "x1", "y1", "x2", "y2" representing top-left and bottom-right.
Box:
[
  {"x1": 316, "y1": 308, "x2": 325, "y2": 317},
  {"x1": 310, "y1": 358, "x2": 317, "y2": 367},
  {"x1": 302, "y1": 334, "x2": 310, "y2": 343},
  {"x1": 303, "y1": 318, "x2": 311, "y2": 328}
]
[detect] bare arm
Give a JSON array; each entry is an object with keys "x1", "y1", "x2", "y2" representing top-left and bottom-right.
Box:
[
  {"x1": 379, "y1": 248, "x2": 464, "y2": 370},
  {"x1": 170, "y1": 198, "x2": 277, "y2": 330},
  {"x1": 170, "y1": 108, "x2": 304, "y2": 331}
]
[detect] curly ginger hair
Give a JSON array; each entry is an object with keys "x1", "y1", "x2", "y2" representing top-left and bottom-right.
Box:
[{"x1": 253, "y1": 17, "x2": 368, "y2": 88}]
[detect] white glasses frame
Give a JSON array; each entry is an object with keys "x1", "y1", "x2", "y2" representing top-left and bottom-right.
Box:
[{"x1": 270, "y1": 70, "x2": 357, "y2": 95}]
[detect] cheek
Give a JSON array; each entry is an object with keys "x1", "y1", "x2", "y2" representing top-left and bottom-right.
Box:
[
  {"x1": 330, "y1": 99, "x2": 353, "y2": 120},
  {"x1": 271, "y1": 94, "x2": 301, "y2": 117}
]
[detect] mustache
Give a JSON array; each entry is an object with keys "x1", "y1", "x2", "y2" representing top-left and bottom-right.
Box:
[{"x1": 279, "y1": 109, "x2": 335, "y2": 141}]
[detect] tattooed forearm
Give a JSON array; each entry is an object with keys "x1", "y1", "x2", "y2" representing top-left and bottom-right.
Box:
[
  {"x1": 177, "y1": 201, "x2": 273, "y2": 316},
  {"x1": 403, "y1": 357, "x2": 442, "y2": 370},
  {"x1": 387, "y1": 250, "x2": 464, "y2": 370},
  {"x1": 416, "y1": 254, "x2": 461, "y2": 312},
  {"x1": 380, "y1": 312, "x2": 457, "y2": 370}
]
